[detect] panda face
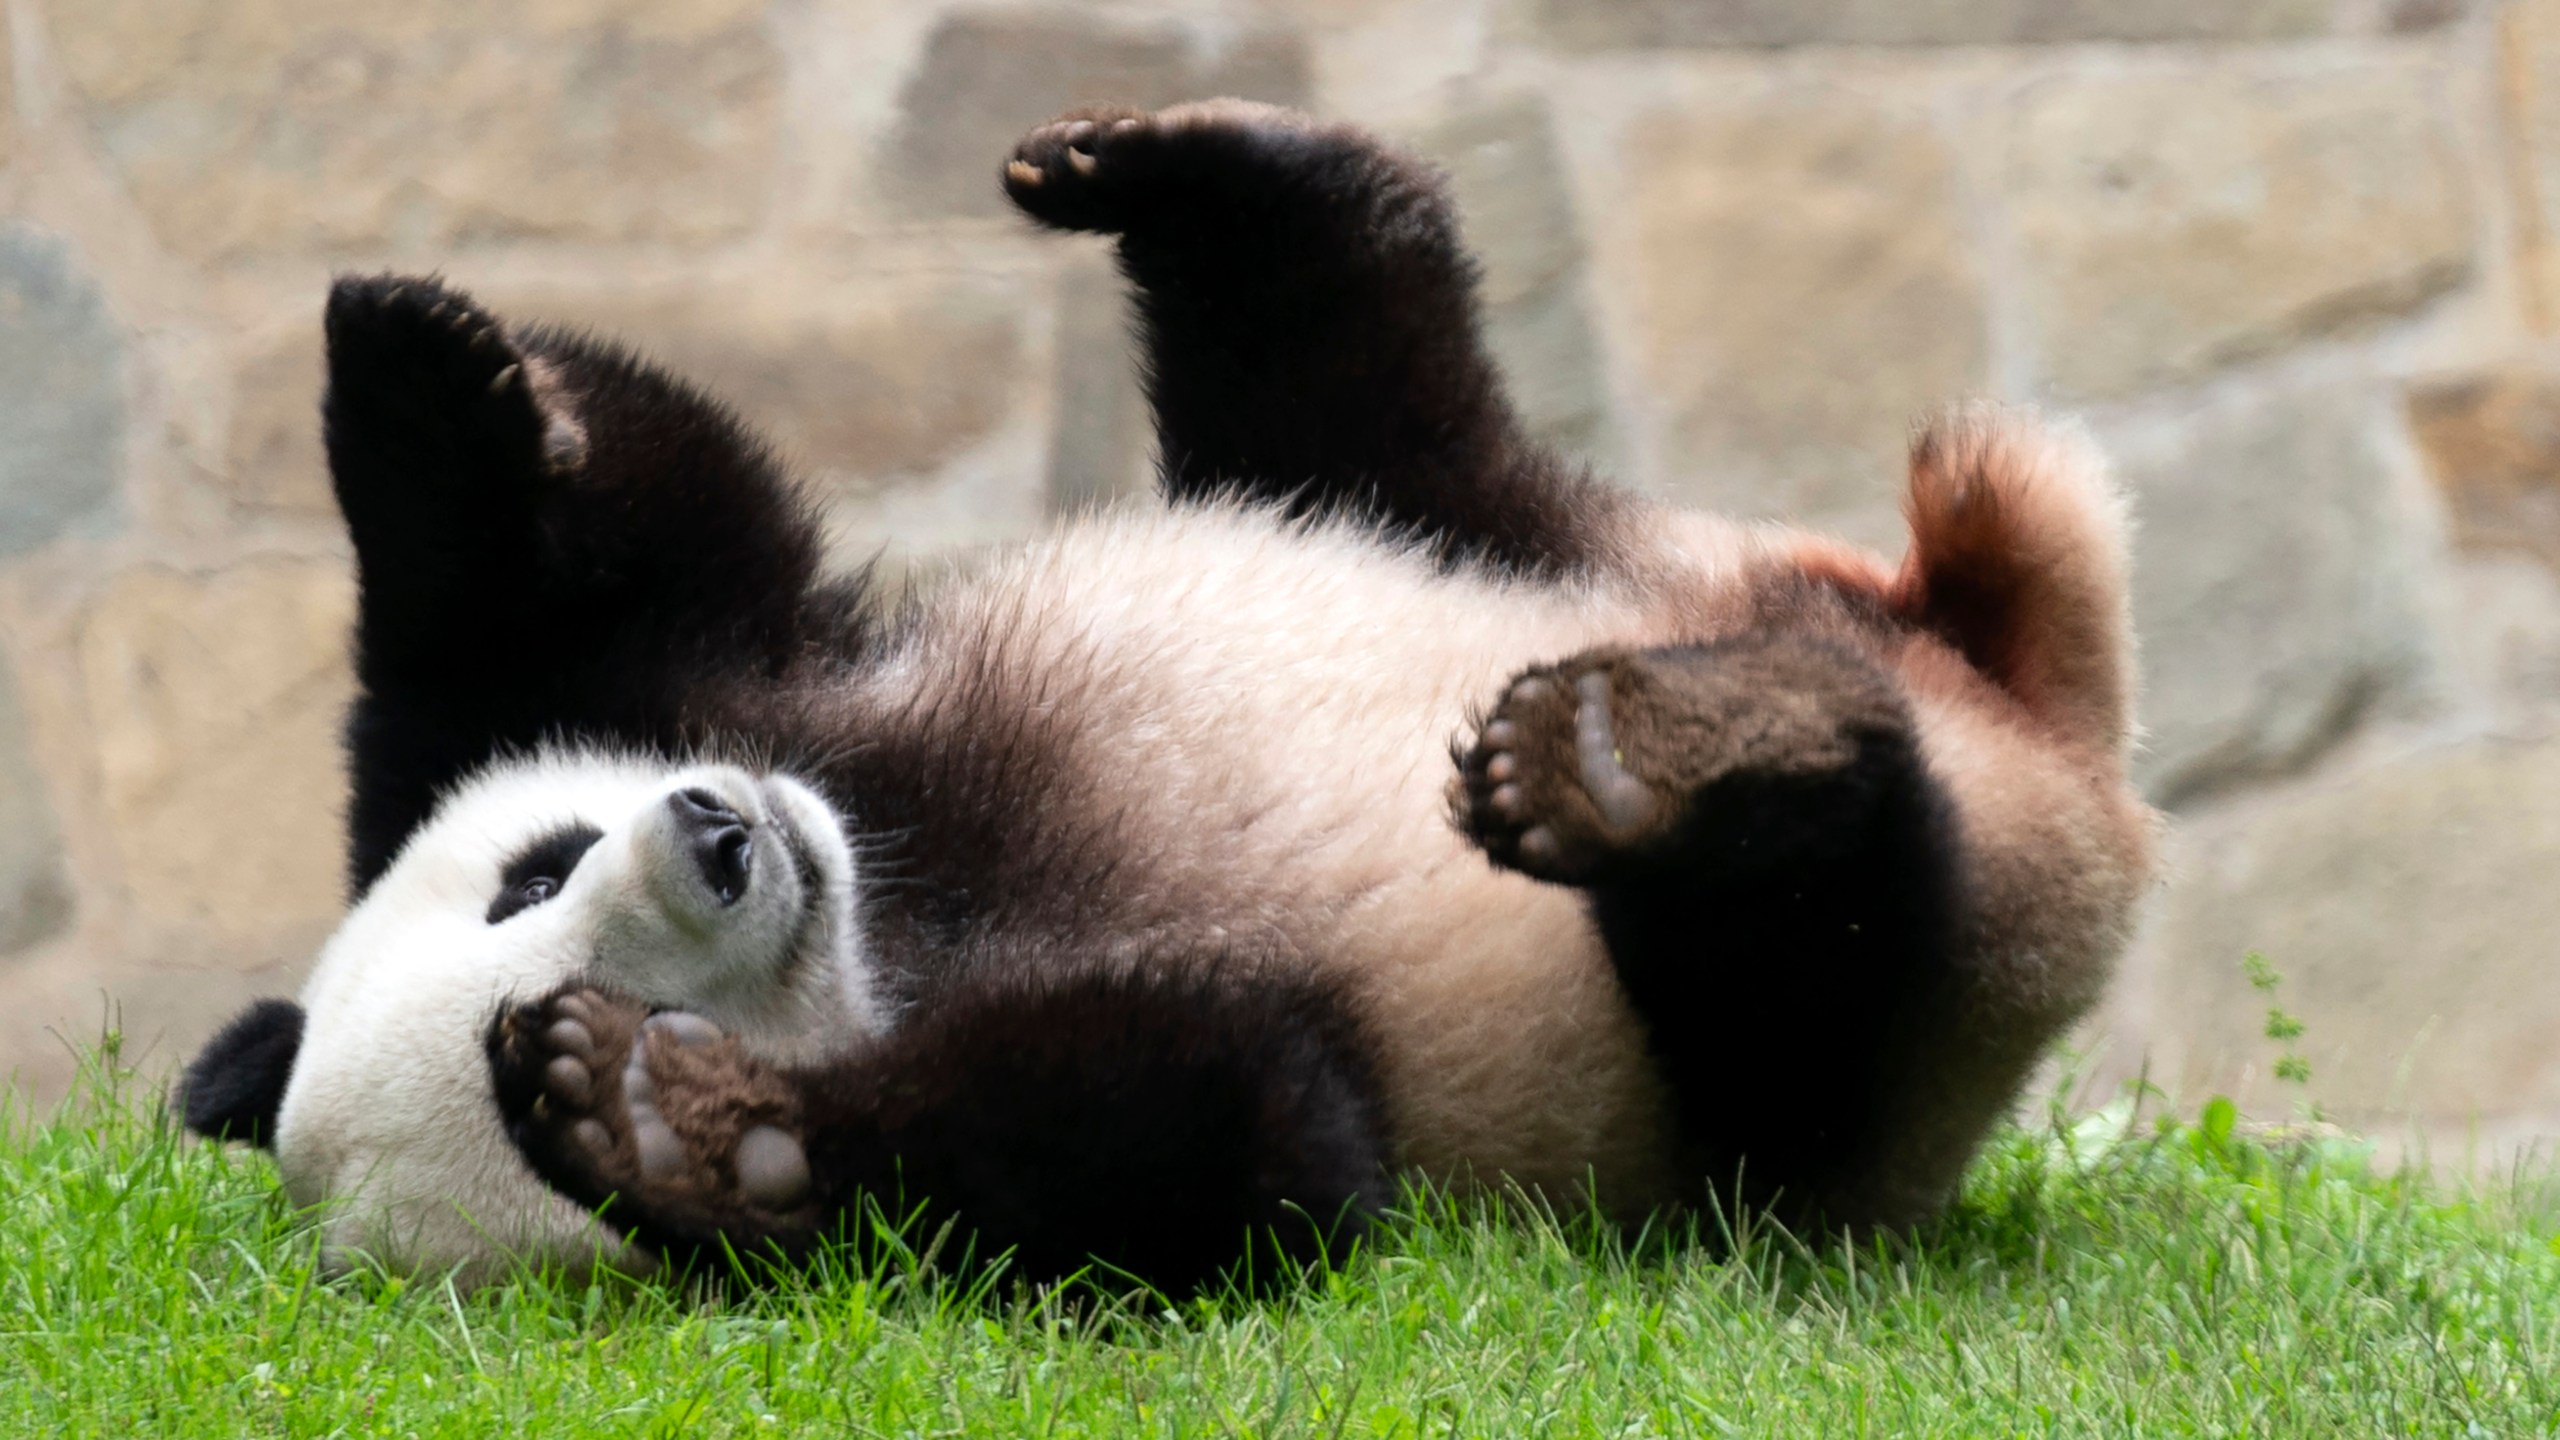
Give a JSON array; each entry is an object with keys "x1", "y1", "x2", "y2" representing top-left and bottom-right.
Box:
[{"x1": 254, "y1": 749, "x2": 879, "y2": 1279}]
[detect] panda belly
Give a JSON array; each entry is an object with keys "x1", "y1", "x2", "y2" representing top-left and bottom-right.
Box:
[{"x1": 907, "y1": 503, "x2": 1747, "y2": 1209}]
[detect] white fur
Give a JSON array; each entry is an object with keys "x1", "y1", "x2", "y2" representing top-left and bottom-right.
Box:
[
  {"x1": 273, "y1": 484, "x2": 2118, "y2": 1274},
  {"x1": 865, "y1": 501, "x2": 1780, "y2": 1207},
  {"x1": 272, "y1": 753, "x2": 873, "y2": 1279}
]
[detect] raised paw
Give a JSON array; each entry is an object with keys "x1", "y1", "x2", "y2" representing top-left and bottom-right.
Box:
[
  {"x1": 1000, "y1": 99, "x2": 1316, "y2": 234},
  {"x1": 1451, "y1": 636, "x2": 1921, "y2": 887},
  {"x1": 489, "y1": 987, "x2": 817, "y2": 1243},
  {"x1": 1453, "y1": 653, "x2": 1671, "y2": 885}
]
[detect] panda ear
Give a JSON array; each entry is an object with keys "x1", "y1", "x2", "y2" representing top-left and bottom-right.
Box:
[
  {"x1": 321, "y1": 275, "x2": 579, "y2": 537},
  {"x1": 177, "y1": 999, "x2": 306, "y2": 1149}
]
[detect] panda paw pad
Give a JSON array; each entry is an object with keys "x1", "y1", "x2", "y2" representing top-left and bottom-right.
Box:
[
  {"x1": 1453, "y1": 652, "x2": 1671, "y2": 885},
  {"x1": 491, "y1": 987, "x2": 815, "y2": 1227},
  {"x1": 1001, "y1": 99, "x2": 1312, "y2": 234}
]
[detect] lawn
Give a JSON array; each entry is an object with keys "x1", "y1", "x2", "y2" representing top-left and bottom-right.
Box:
[{"x1": 6, "y1": 1042, "x2": 2558, "y2": 1438}]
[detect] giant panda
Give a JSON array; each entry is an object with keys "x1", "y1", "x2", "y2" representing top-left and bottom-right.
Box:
[{"x1": 176, "y1": 101, "x2": 2155, "y2": 1293}]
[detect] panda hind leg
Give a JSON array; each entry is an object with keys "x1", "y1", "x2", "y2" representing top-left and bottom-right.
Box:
[
  {"x1": 1451, "y1": 636, "x2": 1966, "y2": 1219},
  {"x1": 1451, "y1": 635, "x2": 1943, "y2": 888}
]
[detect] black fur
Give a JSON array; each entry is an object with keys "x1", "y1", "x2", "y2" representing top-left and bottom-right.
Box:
[
  {"x1": 178, "y1": 999, "x2": 305, "y2": 1148},
  {"x1": 1585, "y1": 661, "x2": 1961, "y2": 1220},
  {"x1": 324, "y1": 280, "x2": 869, "y2": 895},
  {"x1": 490, "y1": 962, "x2": 1389, "y2": 1293},
  {"x1": 190, "y1": 104, "x2": 2018, "y2": 1287},
  {"x1": 1004, "y1": 103, "x2": 1622, "y2": 577}
]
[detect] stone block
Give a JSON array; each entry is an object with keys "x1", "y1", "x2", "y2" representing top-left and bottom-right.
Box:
[
  {"x1": 2406, "y1": 371, "x2": 2560, "y2": 570},
  {"x1": 1532, "y1": 0, "x2": 2331, "y2": 49},
  {"x1": 1046, "y1": 253, "x2": 1153, "y2": 515},
  {"x1": 2003, "y1": 58, "x2": 2473, "y2": 401},
  {"x1": 0, "y1": 226, "x2": 123, "y2": 557},
  {"x1": 1418, "y1": 94, "x2": 1616, "y2": 462},
  {"x1": 0, "y1": 660, "x2": 72, "y2": 957},
  {"x1": 225, "y1": 329, "x2": 330, "y2": 515},
  {"x1": 45, "y1": 0, "x2": 781, "y2": 262},
  {"x1": 77, "y1": 560, "x2": 355, "y2": 944},
  {"x1": 495, "y1": 269, "x2": 1034, "y2": 497},
  {"x1": 2500, "y1": 2, "x2": 2560, "y2": 333},
  {"x1": 1610, "y1": 81, "x2": 1985, "y2": 517},
  {"x1": 2112, "y1": 376, "x2": 2439, "y2": 804},
  {"x1": 0, "y1": 947, "x2": 306, "y2": 1113},
  {"x1": 2130, "y1": 737, "x2": 2560, "y2": 1128},
  {"x1": 0, "y1": 22, "x2": 14, "y2": 170},
  {"x1": 232, "y1": 268, "x2": 1035, "y2": 515},
  {"x1": 883, "y1": 11, "x2": 1309, "y2": 218}
]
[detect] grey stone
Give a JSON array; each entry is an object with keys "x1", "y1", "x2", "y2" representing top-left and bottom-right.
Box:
[
  {"x1": 1047, "y1": 254, "x2": 1154, "y2": 515},
  {"x1": 2386, "y1": 0, "x2": 2470, "y2": 29},
  {"x1": 46, "y1": 0, "x2": 782, "y2": 261},
  {"x1": 225, "y1": 329, "x2": 329, "y2": 514},
  {"x1": 78, "y1": 559, "x2": 355, "y2": 945},
  {"x1": 2127, "y1": 736, "x2": 2560, "y2": 1129},
  {"x1": 2003, "y1": 58, "x2": 2474, "y2": 401},
  {"x1": 1418, "y1": 94, "x2": 1616, "y2": 463},
  {"x1": 0, "y1": 226, "x2": 123, "y2": 558},
  {"x1": 0, "y1": 660, "x2": 72, "y2": 957},
  {"x1": 1612, "y1": 80, "x2": 1986, "y2": 517},
  {"x1": 884, "y1": 11, "x2": 1310, "y2": 218},
  {"x1": 2113, "y1": 376, "x2": 2439, "y2": 805},
  {"x1": 1532, "y1": 0, "x2": 2331, "y2": 49},
  {"x1": 494, "y1": 272, "x2": 1033, "y2": 495}
]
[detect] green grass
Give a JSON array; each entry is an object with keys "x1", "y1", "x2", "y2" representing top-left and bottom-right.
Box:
[{"x1": 7, "y1": 1049, "x2": 2559, "y2": 1438}]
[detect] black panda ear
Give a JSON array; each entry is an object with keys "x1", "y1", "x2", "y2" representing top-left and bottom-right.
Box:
[
  {"x1": 321, "y1": 275, "x2": 582, "y2": 553},
  {"x1": 177, "y1": 999, "x2": 306, "y2": 1149}
]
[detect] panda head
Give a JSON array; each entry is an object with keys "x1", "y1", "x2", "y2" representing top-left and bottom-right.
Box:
[{"x1": 178, "y1": 748, "x2": 880, "y2": 1279}]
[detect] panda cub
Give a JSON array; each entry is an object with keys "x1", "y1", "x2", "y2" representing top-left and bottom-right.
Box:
[{"x1": 179, "y1": 101, "x2": 2155, "y2": 1292}]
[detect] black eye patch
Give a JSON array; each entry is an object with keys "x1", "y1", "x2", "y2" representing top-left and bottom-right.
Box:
[{"x1": 486, "y1": 822, "x2": 606, "y2": 925}]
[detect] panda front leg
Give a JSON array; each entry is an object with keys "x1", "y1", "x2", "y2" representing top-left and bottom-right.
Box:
[
  {"x1": 488, "y1": 965, "x2": 1390, "y2": 1293},
  {"x1": 1003, "y1": 101, "x2": 1618, "y2": 575},
  {"x1": 322, "y1": 277, "x2": 852, "y2": 890},
  {"x1": 1450, "y1": 634, "x2": 1966, "y2": 1226}
]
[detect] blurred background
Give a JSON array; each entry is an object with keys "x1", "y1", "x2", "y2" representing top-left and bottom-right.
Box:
[{"x1": 0, "y1": 0, "x2": 2550, "y2": 1161}]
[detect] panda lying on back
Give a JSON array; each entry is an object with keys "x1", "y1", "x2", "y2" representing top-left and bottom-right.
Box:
[{"x1": 179, "y1": 101, "x2": 2154, "y2": 1292}]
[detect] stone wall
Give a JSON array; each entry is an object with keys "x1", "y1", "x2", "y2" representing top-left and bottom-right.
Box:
[{"x1": 0, "y1": 0, "x2": 2552, "y2": 1156}]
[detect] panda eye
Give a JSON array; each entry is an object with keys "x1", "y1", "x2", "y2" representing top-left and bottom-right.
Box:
[{"x1": 487, "y1": 823, "x2": 604, "y2": 925}]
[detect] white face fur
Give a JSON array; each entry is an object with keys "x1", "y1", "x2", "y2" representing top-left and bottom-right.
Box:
[{"x1": 269, "y1": 750, "x2": 879, "y2": 1279}]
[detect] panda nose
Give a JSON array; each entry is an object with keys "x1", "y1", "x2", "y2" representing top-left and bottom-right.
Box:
[{"x1": 669, "y1": 788, "x2": 752, "y2": 906}]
